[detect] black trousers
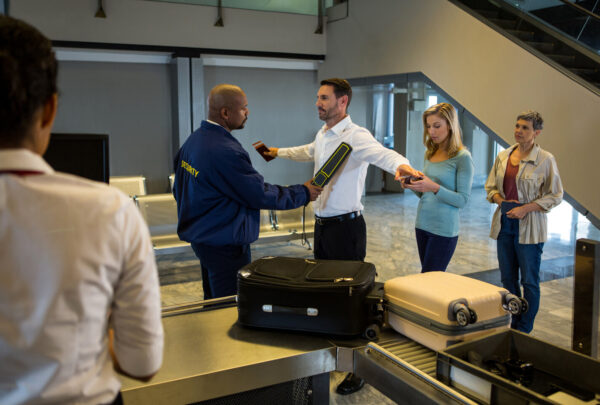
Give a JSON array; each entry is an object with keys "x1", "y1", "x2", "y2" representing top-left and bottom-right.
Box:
[
  {"x1": 314, "y1": 215, "x2": 366, "y2": 261},
  {"x1": 191, "y1": 243, "x2": 252, "y2": 299},
  {"x1": 109, "y1": 392, "x2": 123, "y2": 405}
]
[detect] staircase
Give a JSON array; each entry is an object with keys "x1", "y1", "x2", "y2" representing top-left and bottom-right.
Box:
[
  {"x1": 530, "y1": 0, "x2": 600, "y2": 50},
  {"x1": 452, "y1": 0, "x2": 600, "y2": 91}
]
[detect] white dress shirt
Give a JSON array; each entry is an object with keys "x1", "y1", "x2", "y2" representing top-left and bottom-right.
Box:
[
  {"x1": 0, "y1": 149, "x2": 163, "y2": 405},
  {"x1": 278, "y1": 115, "x2": 410, "y2": 217}
]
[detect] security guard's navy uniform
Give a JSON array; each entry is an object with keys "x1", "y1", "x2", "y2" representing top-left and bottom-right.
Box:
[{"x1": 173, "y1": 121, "x2": 309, "y2": 298}]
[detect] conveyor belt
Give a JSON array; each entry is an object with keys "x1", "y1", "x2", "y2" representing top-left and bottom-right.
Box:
[
  {"x1": 374, "y1": 334, "x2": 438, "y2": 377},
  {"x1": 354, "y1": 333, "x2": 477, "y2": 405}
]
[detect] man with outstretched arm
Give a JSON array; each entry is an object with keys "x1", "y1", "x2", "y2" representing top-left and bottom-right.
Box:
[{"x1": 266, "y1": 78, "x2": 421, "y2": 395}]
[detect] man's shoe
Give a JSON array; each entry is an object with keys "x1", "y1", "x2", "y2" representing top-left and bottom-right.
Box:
[{"x1": 336, "y1": 373, "x2": 365, "y2": 395}]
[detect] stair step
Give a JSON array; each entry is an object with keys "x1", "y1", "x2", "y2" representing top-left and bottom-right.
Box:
[
  {"x1": 475, "y1": 8, "x2": 499, "y2": 19},
  {"x1": 570, "y1": 67, "x2": 600, "y2": 76},
  {"x1": 488, "y1": 17, "x2": 518, "y2": 29},
  {"x1": 506, "y1": 29, "x2": 535, "y2": 41},
  {"x1": 526, "y1": 41, "x2": 555, "y2": 53},
  {"x1": 547, "y1": 53, "x2": 577, "y2": 65}
]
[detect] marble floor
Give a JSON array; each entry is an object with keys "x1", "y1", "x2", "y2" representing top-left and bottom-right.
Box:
[{"x1": 156, "y1": 187, "x2": 600, "y2": 404}]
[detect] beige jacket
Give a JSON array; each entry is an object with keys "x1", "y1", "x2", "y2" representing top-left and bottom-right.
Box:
[{"x1": 485, "y1": 143, "x2": 563, "y2": 244}]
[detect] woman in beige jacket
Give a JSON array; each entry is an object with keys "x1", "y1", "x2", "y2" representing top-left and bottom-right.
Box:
[{"x1": 485, "y1": 111, "x2": 563, "y2": 333}]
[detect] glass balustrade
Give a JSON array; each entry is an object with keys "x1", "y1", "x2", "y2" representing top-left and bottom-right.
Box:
[
  {"x1": 503, "y1": 0, "x2": 599, "y2": 53},
  {"x1": 144, "y1": 0, "x2": 335, "y2": 16}
]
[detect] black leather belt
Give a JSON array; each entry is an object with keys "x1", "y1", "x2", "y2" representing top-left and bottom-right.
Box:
[{"x1": 315, "y1": 211, "x2": 362, "y2": 225}]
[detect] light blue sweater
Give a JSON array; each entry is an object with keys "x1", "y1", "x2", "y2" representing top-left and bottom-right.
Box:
[{"x1": 414, "y1": 149, "x2": 474, "y2": 237}]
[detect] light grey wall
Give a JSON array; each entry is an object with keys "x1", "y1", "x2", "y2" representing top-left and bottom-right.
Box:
[
  {"x1": 351, "y1": 86, "x2": 384, "y2": 193},
  {"x1": 349, "y1": 86, "x2": 370, "y2": 129},
  {"x1": 53, "y1": 61, "x2": 173, "y2": 193},
  {"x1": 203, "y1": 66, "x2": 321, "y2": 186},
  {"x1": 319, "y1": 0, "x2": 600, "y2": 221},
  {"x1": 10, "y1": 0, "x2": 325, "y2": 55},
  {"x1": 52, "y1": 61, "x2": 321, "y2": 193},
  {"x1": 463, "y1": 117, "x2": 493, "y2": 187},
  {"x1": 406, "y1": 101, "x2": 427, "y2": 173}
]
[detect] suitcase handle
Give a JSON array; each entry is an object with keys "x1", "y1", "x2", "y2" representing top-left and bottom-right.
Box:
[{"x1": 262, "y1": 304, "x2": 319, "y2": 317}]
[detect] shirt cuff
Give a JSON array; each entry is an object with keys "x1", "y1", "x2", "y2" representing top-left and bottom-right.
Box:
[
  {"x1": 486, "y1": 190, "x2": 499, "y2": 203},
  {"x1": 277, "y1": 148, "x2": 291, "y2": 159}
]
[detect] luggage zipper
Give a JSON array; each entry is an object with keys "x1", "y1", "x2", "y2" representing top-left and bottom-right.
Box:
[
  {"x1": 240, "y1": 278, "x2": 372, "y2": 294},
  {"x1": 386, "y1": 302, "x2": 510, "y2": 335}
]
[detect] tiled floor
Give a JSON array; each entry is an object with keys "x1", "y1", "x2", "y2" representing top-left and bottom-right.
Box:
[{"x1": 156, "y1": 187, "x2": 600, "y2": 404}]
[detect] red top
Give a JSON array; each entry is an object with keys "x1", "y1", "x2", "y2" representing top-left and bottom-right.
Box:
[
  {"x1": 503, "y1": 153, "x2": 519, "y2": 202},
  {"x1": 0, "y1": 170, "x2": 43, "y2": 176}
]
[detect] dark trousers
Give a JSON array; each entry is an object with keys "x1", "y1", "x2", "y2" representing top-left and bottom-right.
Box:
[
  {"x1": 415, "y1": 228, "x2": 459, "y2": 272},
  {"x1": 109, "y1": 392, "x2": 123, "y2": 405},
  {"x1": 314, "y1": 215, "x2": 366, "y2": 261},
  {"x1": 497, "y1": 207, "x2": 543, "y2": 333},
  {"x1": 191, "y1": 243, "x2": 251, "y2": 299},
  {"x1": 315, "y1": 214, "x2": 367, "y2": 388}
]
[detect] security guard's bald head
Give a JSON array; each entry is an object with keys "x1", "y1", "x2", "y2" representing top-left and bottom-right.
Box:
[{"x1": 207, "y1": 84, "x2": 248, "y2": 132}]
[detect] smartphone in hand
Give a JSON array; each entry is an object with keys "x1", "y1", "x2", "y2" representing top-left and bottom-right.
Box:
[
  {"x1": 404, "y1": 176, "x2": 423, "y2": 185},
  {"x1": 253, "y1": 141, "x2": 274, "y2": 162}
]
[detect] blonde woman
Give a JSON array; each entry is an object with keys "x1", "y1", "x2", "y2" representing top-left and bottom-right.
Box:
[{"x1": 401, "y1": 103, "x2": 474, "y2": 272}]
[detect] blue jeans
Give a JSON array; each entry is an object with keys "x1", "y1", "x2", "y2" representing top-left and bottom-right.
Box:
[
  {"x1": 415, "y1": 228, "x2": 459, "y2": 272},
  {"x1": 497, "y1": 202, "x2": 544, "y2": 333},
  {"x1": 191, "y1": 243, "x2": 251, "y2": 299}
]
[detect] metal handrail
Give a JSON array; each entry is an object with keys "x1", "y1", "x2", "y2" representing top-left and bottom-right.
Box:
[
  {"x1": 161, "y1": 295, "x2": 237, "y2": 317},
  {"x1": 557, "y1": 0, "x2": 600, "y2": 22}
]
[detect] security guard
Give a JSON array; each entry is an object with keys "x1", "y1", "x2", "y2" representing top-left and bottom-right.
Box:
[{"x1": 173, "y1": 84, "x2": 321, "y2": 299}]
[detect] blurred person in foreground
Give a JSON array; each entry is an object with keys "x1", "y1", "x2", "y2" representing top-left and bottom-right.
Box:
[{"x1": 0, "y1": 16, "x2": 163, "y2": 405}]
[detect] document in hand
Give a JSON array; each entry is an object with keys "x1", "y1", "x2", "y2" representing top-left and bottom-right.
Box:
[
  {"x1": 311, "y1": 142, "x2": 352, "y2": 187},
  {"x1": 253, "y1": 141, "x2": 275, "y2": 162}
]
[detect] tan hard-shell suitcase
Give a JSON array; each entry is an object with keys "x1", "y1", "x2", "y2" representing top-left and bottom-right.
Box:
[{"x1": 384, "y1": 272, "x2": 527, "y2": 351}]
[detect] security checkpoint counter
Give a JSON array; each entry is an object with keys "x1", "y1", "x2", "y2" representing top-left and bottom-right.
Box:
[
  {"x1": 118, "y1": 299, "x2": 476, "y2": 405},
  {"x1": 118, "y1": 301, "x2": 337, "y2": 404}
]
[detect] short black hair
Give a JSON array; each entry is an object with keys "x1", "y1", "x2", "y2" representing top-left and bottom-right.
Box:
[
  {"x1": 517, "y1": 110, "x2": 544, "y2": 131},
  {"x1": 320, "y1": 78, "x2": 352, "y2": 108},
  {"x1": 0, "y1": 16, "x2": 58, "y2": 146}
]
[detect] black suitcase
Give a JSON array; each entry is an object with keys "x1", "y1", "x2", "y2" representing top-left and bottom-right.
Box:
[{"x1": 237, "y1": 256, "x2": 383, "y2": 339}]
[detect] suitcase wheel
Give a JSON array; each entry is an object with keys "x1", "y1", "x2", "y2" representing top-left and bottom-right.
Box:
[
  {"x1": 364, "y1": 323, "x2": 380, "y2": 341},
  {"x1": 453, "y1": 303, "x2": 477, "y2": 326},
  {"x1": 504, "y1": 294, "x2": 529, "y2": 315},
  {"x1": 520, "y1": 297, "x2": 529, "y2": 314}
]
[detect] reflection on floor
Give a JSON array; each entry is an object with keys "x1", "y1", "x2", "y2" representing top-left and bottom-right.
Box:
[{"x1": 157, "y1": 187, "x2": 600, "y2": 404}]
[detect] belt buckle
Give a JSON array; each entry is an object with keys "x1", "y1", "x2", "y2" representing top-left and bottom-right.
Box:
[{"x1": 345, "y1": 211, "x2": 358, "y2": 221}]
